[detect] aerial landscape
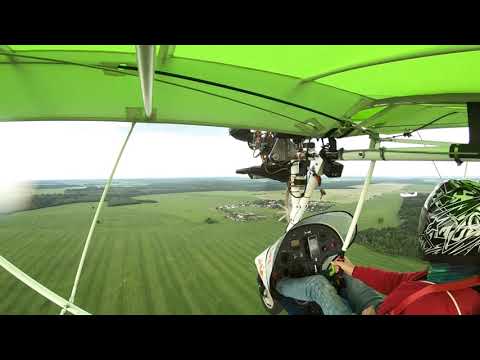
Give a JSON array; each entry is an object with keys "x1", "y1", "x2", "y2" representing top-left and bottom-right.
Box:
[
  {"x1": 2, "y1": 45, "x2": 480, "y2": 317},
  {"x1": 0, "y1": 176, "x2": 447, "y2": 314}
]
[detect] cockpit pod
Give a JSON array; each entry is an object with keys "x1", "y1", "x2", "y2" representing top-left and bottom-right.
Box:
[{"x1": 255, "y1": 211, "x2": 357, "y2": 314}]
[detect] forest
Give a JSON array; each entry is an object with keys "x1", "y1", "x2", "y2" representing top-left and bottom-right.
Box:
[{"x1": 355, "y1": 193, "x2": 428, "y2": 257}]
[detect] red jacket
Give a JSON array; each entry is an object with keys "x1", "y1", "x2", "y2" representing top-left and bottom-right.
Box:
[{"x1": 352, "y1": 266, "x2": 480, "y2": 315}]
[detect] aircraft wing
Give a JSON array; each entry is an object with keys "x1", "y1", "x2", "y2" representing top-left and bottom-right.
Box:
[{"x1": 1, "y1": 45, "x2": 479, "y2": 137}]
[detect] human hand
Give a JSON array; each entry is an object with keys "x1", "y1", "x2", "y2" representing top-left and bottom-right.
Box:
[
  {"x1": 361, "y1": 305, "x2": 376, "y2": 315},
  {"x1": 331, "y1": 256, "x2": 355, "y2": 276}
]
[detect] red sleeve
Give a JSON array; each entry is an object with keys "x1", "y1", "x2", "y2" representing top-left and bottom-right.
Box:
[{"x1": 352, "y1": 266, "x2": 427, "y2": 295}]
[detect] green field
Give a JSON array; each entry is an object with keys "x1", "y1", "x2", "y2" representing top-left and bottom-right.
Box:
[
  {"x1": 0, "y1": 190, "x2": 426, "y2": 315},
  {"x1": 258, "y1": 184, "x2": 408, "y2": 231}
]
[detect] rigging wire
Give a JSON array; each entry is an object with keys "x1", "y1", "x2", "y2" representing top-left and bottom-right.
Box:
[
  {"x1": 417, "y1": 131, "x2": 443, "y2": 181},
  {"x1": 382, "y1": 112, "x2": 459, "y2": 141}
]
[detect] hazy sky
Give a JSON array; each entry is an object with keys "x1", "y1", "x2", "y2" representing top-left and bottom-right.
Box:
[{"x1": 0, "y1": 121, "x2": 477, "y2": 181}]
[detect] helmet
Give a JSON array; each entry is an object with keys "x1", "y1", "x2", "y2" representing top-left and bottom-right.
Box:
[{"x1": 418, "y1": 179, "x2": 480, "y2": 264}]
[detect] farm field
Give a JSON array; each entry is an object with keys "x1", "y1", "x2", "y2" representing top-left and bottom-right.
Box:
[
  {"x1": 256, "y1": 183, "x2": 417, "y2": 230},
  {"x1": 0, "y1": 190, "x2": 426, "y2": 315},
  {"x1": 256, "y1": 183, "x2": 407, "y2": 204}
]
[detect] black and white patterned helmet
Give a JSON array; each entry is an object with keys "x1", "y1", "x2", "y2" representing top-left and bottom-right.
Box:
[{"x1": 418, "y1": 179, "x2": 480, "y2": 264}]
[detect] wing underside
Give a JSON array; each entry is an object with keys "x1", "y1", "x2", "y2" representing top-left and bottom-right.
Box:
[{"x1": 1, "y1": 45, "x2": 479, "y2": 138}]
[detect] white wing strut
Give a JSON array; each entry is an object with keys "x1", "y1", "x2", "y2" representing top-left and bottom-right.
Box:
[
  {"x1": 342, "y1": 139, "x2": 376, "y2": 252},
  {"x1": 60, "y1": 122, "x2": 136, "y2": 315},
  {"x1": 0, "y1": 255, "x2": 89, "y2": 315}
]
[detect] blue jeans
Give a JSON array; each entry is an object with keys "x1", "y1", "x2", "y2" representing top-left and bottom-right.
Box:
[{"x1": 276, "y1": 274, "x2": 384, "y2": 315}]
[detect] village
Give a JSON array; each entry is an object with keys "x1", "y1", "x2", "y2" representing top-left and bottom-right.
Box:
[{"x1": 216, "y1": 199, "x2": 334, "y2": 222}]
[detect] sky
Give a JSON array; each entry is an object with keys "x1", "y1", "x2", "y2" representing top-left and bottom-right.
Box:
[{"x1": 0, "y1": 121, "x2": 477, "y2": 181}]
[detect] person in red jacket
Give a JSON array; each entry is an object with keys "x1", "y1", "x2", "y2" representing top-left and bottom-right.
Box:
[
  {"x1": 332, "y1": 256, "x2": 480, "y2": 315},
  {"x1": 276, "y1": 179, "x2": 480, "y2": 315}
]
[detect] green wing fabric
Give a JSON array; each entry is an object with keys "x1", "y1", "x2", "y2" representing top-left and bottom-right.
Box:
[{"x1": 1, "y1": 45, "x2": 479, "y2": 137}]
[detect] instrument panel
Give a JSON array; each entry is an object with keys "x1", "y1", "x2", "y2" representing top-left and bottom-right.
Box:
[{"x1": 273, "y1": 223, "x2": 343, "y2": 279}]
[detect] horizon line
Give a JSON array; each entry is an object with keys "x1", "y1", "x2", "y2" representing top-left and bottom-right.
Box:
[{"x1": 29, "y1": 175, "x2": 478, "y2": 182}]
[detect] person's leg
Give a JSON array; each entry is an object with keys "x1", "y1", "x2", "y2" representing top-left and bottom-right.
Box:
[
  {"x1": 278, "y1": 296, "x2": 308, "y2": 315},
  {"x1": 339, "y1": 274, "x2": 384, "y2": 314},
  {"x1": 276, "y1": 275, "x2": 354, "y2": 315}
]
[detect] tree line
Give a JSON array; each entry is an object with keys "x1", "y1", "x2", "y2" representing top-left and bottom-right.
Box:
[
  {"x1": 355, "y1": 194, "x2": 428, "y2": 258},
  {"x1": 14, "y1": 186, "x2": 158, "y2": 213}
]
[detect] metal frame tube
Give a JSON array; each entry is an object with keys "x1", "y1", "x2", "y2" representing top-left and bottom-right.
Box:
[
  {"x1": 286, "y1": 157, "x2": 323, "y2": 231},
  {"x1": 340, "y1": 145, "x2": 480, "y2": 162},
  {"x1": 287, "y1": 161, "x2": 303, "y2": 225},
  {"x1": 342, "y1": 139, "x2": 376, "y2": 252},
  {"x1": 379, "y1": 138, "x2": 454, "y2": 146}
]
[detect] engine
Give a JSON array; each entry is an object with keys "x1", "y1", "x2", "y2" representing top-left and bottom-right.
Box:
[{"x1": 229, "y1": 128, "x2": 343, "y2": 182}]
